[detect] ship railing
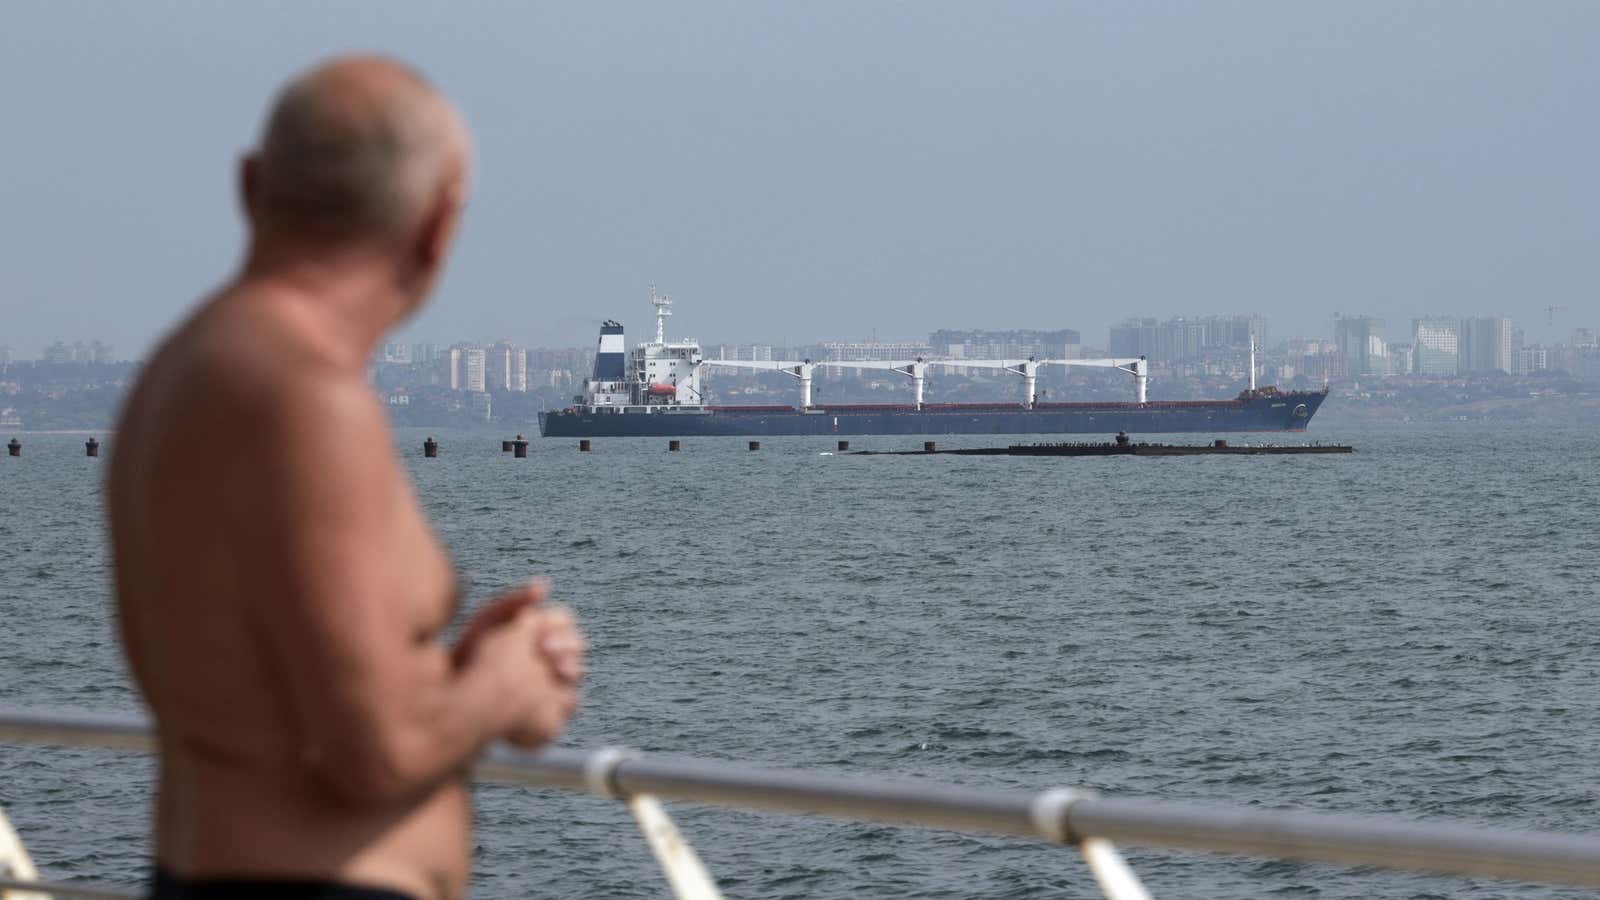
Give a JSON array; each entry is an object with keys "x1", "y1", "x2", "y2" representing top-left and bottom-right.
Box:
[{"x1": 6, "y1": 709, "x2": 1600, "y2": 899}]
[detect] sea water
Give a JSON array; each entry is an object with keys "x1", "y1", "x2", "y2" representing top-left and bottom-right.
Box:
[{"x1": 1, "y1": 424, "x2": 1597, "y2": 898}]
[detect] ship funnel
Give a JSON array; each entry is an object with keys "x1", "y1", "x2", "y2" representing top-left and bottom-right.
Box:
[{"x1": 593, "y1": 320, "x2": 626, "y2": 380}]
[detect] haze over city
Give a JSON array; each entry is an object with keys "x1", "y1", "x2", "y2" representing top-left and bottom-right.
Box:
[{"x1": 2, "y1": 2, "x2": 1597, "y2": 359}]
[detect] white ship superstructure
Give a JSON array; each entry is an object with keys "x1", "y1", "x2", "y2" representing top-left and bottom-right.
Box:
[{"x1": 579, "y1": 288, "x2": 706, "y2": 410}]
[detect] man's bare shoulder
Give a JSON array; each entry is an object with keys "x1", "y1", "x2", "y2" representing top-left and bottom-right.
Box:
[{"x1": 156, "y1": 295, "x2": 385, "y2": 444}]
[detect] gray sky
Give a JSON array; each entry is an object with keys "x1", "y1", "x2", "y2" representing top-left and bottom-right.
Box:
[{"x1": 2, "y1": 2, "x2": 1596, "y2": 358}]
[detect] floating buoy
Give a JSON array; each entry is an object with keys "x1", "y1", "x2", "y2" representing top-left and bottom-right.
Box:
[
  {"x1": 579, "y1": 439, "x2": 591, "y2": 452},
  {"x1": 669, "y1": 440, "x2": 681, "y2": 452},
  {"x1": 837, "y1": 440, "x2": 849, "y2": 451},
  {"x1": 86, "y1": 437, "x2": 100, "y2": 457},
  {"x1": 512, "y1": 435, "x2": 529, "y2": 458},
  {"x1": 423, "y1": 437, "x2": 439, "y2": 458},
  {"x1": 923, "y1": 441, "x2": 936, "y2": 452},
  {"x1": 748, "y1": 441, "x2": 760, "y2": 451},
  {"x1": 6, "y1": 438, "x2": 19, "y2": 457}
]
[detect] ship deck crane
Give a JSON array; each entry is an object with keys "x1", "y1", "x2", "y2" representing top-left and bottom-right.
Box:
[
  {"x1": 937, "y1": 357, "x2": 1147, "y2": 407},
  {"x1": 697, "y1": 358, "x2": 934, "y2": 408},
  {"x1": 698, "y1": 359, "x2": 819, "y2": 407},
  {"x1": 827, "y1": 359, "x2": 932, "y2": 408}
]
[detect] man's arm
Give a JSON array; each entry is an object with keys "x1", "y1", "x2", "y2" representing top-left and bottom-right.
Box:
[{"x1": 237, "y1": 380, "x2": 578, "y2": 805}]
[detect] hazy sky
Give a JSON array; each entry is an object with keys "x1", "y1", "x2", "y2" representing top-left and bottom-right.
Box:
[{"x1": 2, "y1": 2, "x2": 1596, "y2": 358}]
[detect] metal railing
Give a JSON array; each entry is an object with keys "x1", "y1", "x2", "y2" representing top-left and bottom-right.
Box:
[{"x1": 5, "y1": 707, "x2": 1600, "y2": 898}]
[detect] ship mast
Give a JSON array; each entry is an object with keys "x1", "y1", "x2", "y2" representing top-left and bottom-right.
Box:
[
  {"x1": 651, "y1": 285, "x2": 672, "y2": 344},
  {"x1": 1249, "y1": 338, "x2": 1257, "y2": 392}
]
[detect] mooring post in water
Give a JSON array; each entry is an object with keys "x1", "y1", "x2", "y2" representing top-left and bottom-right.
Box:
[
  {"x1": 579, "y1": 439, "x2": 592, "y2": 452},
  {"x1": 423, "y1": 437, "x2": 438, "y2": 458},
  {"x1": 85, "y1": 438, "x2": 100, "y2": 458},
  {"x1": 512, "y1": 435, "x2": 529, "y2": 458},
  {"x1": 6, "y1": 439, "x2": 19, "y2": 457},
  {"x1": 669, "y1": 440, "x2": 680, "y2": 452}
]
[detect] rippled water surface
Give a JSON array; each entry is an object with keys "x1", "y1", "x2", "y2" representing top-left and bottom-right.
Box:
[{"x1": 2, "y1": 424, "x2": 1598, "y2": 898}]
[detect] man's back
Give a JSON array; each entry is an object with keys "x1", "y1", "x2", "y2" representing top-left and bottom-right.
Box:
[
  {"x1": 107, "y1": 57, "x2": 583, "y2": 900},
  {"x1": 111, "y1": 294, "x2": 468, "y2": 898}
]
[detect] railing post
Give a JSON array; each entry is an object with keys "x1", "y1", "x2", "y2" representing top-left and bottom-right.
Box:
[
  {"x1": 585, "y1": 747, "x2": 724, "y2": 900},
  {"x1": 1032, "y1": 787, "x2": 1151, "y2": 900},
  {"x1": 1080, "y1": 838, "x2": 1151, "y2": 900},
  {"x1": 627, "y1": 795, "x2": 724, "y2": 900},
  {"x1": 0, "y1": 805, "x2": 49, "y2": 900}
]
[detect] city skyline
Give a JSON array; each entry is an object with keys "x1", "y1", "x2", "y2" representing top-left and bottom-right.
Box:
[{"x1": 10, "y1": 308, "x2": 1598, "y2": 369}]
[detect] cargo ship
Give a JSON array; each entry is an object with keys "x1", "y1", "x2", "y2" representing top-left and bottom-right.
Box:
[{"x1": 538, "y1": 292, "x2": 1327, "y2": 438}]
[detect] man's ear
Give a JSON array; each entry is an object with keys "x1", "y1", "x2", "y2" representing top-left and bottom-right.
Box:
[{"x1": 414, "y1": 181, "x2": 465, "y2": 274}]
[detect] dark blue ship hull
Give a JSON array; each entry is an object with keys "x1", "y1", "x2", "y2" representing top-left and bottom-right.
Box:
[{"x1": 539, "y1": 390, "x2": 1327, "y2": 437}]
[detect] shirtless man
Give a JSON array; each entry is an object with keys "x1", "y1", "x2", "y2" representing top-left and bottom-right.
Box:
[{"x1": 107, "y1": 56, "x2": 584, "y2": 900}]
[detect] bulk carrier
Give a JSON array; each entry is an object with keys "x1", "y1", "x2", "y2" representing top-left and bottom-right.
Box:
[{"x1": 538, "y1": 292, "x2": 1327, "y2": 438}]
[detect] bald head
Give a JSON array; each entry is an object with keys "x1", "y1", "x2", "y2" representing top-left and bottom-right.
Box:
[{"x1": 247, "y1": 56, "x2": 469, "y2": 244}]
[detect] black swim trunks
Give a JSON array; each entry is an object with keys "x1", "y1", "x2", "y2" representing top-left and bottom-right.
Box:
[{"x1": 150, "y1": 868, "x2": 416, "y2": 900}]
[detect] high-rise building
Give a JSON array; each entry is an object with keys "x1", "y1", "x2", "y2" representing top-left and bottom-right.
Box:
[
  {"x1": 1334, "y1": 315, "x2": 1387, "y2": 377},
  {"x1": 486, "y1": 341, "x2": 528, "y2": 392},
  {"x1": 1513, "y1": 346, "x2": 1548, "y2": 375},
  {"x1": 1458, "y1": 316, "x2": 1512, "y2": 374},
  {"x1": 1108, "y1": 319, "x2": 1161, "y2": 358},
  {"x1": 1412, "y1": 318, "x2": 1459, "y2": 375},
  {"x1": 411, "y1": 342, "x2": 441, "y2": 366},
  {"x1": 443, "y1": 346, "x2": 462, "y2": 390},
  {"x1": 461, "y1": 346, "x2": 486, "y2": 392},
  {"x1": 1107, "y1": 316, "x2": 1262, "y2": 362},
  {"x1": 1387, "y1": 343, "x2": 1413, "y2": 375},
  {"x1": 444, "y1": 344, "x2": 487, "y2": 392}
]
